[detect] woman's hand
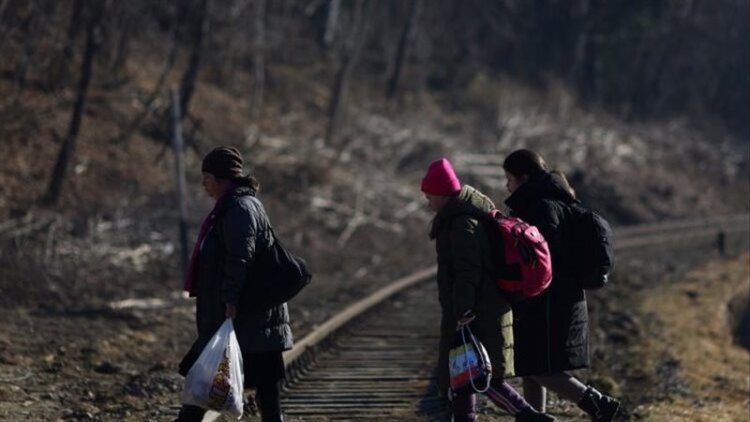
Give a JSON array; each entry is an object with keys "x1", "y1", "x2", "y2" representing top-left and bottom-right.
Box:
[
  {"x1": 225, "y1": 303, "x2": 237, "y2": 319},
  {"x1": 457, "y1": 309, "x2": 476, "y2": 328}
]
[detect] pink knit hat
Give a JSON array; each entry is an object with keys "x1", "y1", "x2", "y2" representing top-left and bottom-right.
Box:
[{"x1": 421, "y1": 158, "x2": 461, "y2": 195}]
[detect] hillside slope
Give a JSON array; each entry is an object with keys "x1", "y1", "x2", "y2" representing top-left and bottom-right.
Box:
[{"x1": 0, "y1": 32, "x2": 748, "y2": 421}]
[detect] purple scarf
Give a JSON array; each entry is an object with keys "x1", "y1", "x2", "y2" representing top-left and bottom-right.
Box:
[{"x1": 183, "y1": 186, "x2": 234, "y2": 295}]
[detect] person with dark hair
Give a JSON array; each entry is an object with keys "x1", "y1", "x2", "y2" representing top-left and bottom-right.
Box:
[
  {"x1": 502, "y1": 149, "x2": 620, "y2": 422},
  {"x1": 422, "y1": 158, "x2": 554, "y2": 422},
  {"x1": 176, "y1": 146, "x2": 291, "y2": 422}
]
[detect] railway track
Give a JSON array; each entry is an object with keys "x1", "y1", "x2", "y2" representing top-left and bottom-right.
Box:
[
  {"x1": 282, "y1": 283, "x2": 443, "y2": 420},
  {"x1": 278, "y1": 214, "x2": 749, "y2": 421}
]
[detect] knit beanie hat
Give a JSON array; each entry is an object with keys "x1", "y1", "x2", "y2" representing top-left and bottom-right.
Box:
[
  {"x1": 202, "y1": 146, "x2": 244, "y2": 179},
  {"x1": 421, "y1": 158, "x2": 461, "y2": 196}
]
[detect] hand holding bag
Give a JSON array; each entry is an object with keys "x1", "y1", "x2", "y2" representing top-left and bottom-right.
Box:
[
  {"x1": 182, "y1": 319, "x2": 245, "y2": 419},
  {"x1": 448, "y1": 321, "x2": 492, "y2": 394}
]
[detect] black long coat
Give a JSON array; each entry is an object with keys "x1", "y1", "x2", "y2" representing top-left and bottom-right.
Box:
[
  {"x1": 180, "y1": 184, "x2": 293, "y2": 376},
  {"x1": 504, "y1": 171, "x2": 589, "y2": 376}
]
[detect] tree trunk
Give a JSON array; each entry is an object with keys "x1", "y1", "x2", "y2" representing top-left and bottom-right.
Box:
[
  {"x1": 0, "y1": 0, "x2": 9, "y2": 24},
  {"x1": 178, "y1": 0, "x2": 211, "y2": 118},
  {"x1": 386, "y1": 0, "x2": 422, "y2": 100},
  {"x1": 571, "y1": 0, "x2": 599, "y2": 102},
  {"x1": 325, "y1": 0, "x2": 371, "y2": 147},
  {"x1": 0, "y1": 0, "x2": 13, "y2": 51},
  {"x1": 44, "y1": 0, "x2": 107, "y2": 205},
  {"x1": 114, "y1": 2, "x2": 181, "y2": 145},
  {"x1": 250, "y1": 0, "x2": 266, "y2": 120},
  {"x1": 14, "y1": 1, "x2": 40, "y2": 91},
  {"x1": 577, "y1": 29, "x2": 597, "y2": 101},
  {"x1": 279, "y1": 0, "x2": 294, "y2": 61},
  {"x1": 108, "y1": 7, "x2": 134, "y2": 86},
  {"x1": 323, "y1": 0, "x2": 341, "y2": 46},
  {"x1": 170, "y1": 89, "x2": 189, "y2": 279},
  {"x1": 54, "y1": 0, "x2": 84, "y2": 90}
]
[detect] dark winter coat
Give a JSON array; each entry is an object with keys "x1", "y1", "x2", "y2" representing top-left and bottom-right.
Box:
[
  {"x1": 431, "y1": 185, "x2": 515, "y2": 394},
  {"x1": 180, "y1": 183, "x2": 293, "y2": 375},
  {"x1": 504, "y1": 171, "x2": 589, "y2": 376}
]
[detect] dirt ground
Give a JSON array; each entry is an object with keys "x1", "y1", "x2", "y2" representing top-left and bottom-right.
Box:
[
  {"x1": 0, "y1": 246, "x2": 747, "y2": 421},
  {"x1": 630, "y1": 254, "x2": 749, "y2": 421}
]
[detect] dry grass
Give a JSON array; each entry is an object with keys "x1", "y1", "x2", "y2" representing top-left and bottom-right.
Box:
[{"x1": 636, "y1": 254, "x2": 750, "y2": 421}]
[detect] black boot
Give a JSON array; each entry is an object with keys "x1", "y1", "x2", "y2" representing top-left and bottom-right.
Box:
[
  {"x1": 257, "y1": 400, "x2": 284, "y2": 422},
  {"x1": 260, "y1": 412, "x2": 284, "y2": 422},
  {"x1": 174, "y1": 404, "x2": 206, "y2": 422},
  {"x1": 515, "y1": 406, "x2": 556, "y2": 422},
  {"x1": 577, "y1": 387, "x2": 620, "y2": 422}
]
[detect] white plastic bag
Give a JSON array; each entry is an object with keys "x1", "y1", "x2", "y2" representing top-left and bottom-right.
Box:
[{"x1": 182, "y1": 319, "x2": 244, "y2": 419}]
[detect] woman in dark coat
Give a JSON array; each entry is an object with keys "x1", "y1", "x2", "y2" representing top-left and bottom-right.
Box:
[
  {"x1": 422, "y1": 158, "x2": 554, "y2": 422},
  {"x1": 503, "y1": 149, "x2": 619, "y2": 422},
  {"x1": 177, "y1": 146, "x2": 292, "y2": 422}
]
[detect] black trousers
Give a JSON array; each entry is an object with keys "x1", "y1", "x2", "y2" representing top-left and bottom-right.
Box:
[{"x1": 255, "y1": 380, "x2": 283, "y2": 421}]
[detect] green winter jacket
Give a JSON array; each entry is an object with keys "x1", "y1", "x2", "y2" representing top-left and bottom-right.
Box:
[{"x1": 430, "y1": 185, "x2": 514, "y2": 394}]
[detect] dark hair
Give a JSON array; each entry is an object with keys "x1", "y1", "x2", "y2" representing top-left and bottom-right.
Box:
[
  {"x1": 550, "y1": 170, "x2": 576, "y2": 200},
  {"x1": 502, "y1": 149, "x2": 548, "y2": 177},
  {"x1": 234, "y1": 175, "x2": 261, "y2": 192}
]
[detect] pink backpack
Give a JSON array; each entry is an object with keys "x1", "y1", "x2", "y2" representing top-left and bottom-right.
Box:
[{"x1": 486, "y1": 209, "x2": 552, "y2": 298}]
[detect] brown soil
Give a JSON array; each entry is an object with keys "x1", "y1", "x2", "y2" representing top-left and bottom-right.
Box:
[
  {"x1": 1, "y1": 248, "x2": 747, "y2": 421},
  {"x1": 631, "y1": 254, "x2": 749, "y2": 421}
]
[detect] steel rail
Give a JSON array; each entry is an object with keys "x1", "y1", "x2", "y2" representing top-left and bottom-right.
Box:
[
  {"x1": 613, "y1": 214, "x2": 748, "y2": 239},
  {"x1": 279, "y1": 213, "x2": 749, "y2": 420},
  {"x1": 283, "y1": 266, "x2": 437, "y2": 367}
]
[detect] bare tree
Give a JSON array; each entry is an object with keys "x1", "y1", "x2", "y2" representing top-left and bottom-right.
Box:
[
  {"x1": 170, "y1": 89, "x2": 189, "y2": 278},
  {"x1": 114, "y1": 2, "x2": 182, "y2": 144},
  {"x1": 52, "y1": 0, "x2": 84, "y2": 90},
  {"x1": 106, "y1": 2, "x2": 135, "y2": 87},
  {"x1": 323, "y1": 0, "x2": 341, "y2": 46},
  {"x1": 385, "y1": 0, "x2": 422, "y2": 100},
  {"x1": 0, "y1": 0, "x2": 14, "y2": 51},
  {"x1": 325, "y1": 0, "x2": 371, "y2": 147},
  {"x1": 250, "y1": 0, "x2": 266, "y2": 119},
  {"x1": 0, "y1": 0, "x2": 9, "y2": 24},
  {"x1": 570, "y1": 0, "x2": 600, "y2": 102},
  {"x1": 14, "y1": 0, "x2": 41, "y2": 91},
  {"x1": 178, "y1": 0, "x2": 211, "y2": 118},
  {"x1": 44, "y1": 0, "x2": 108, "y2": 205}
]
